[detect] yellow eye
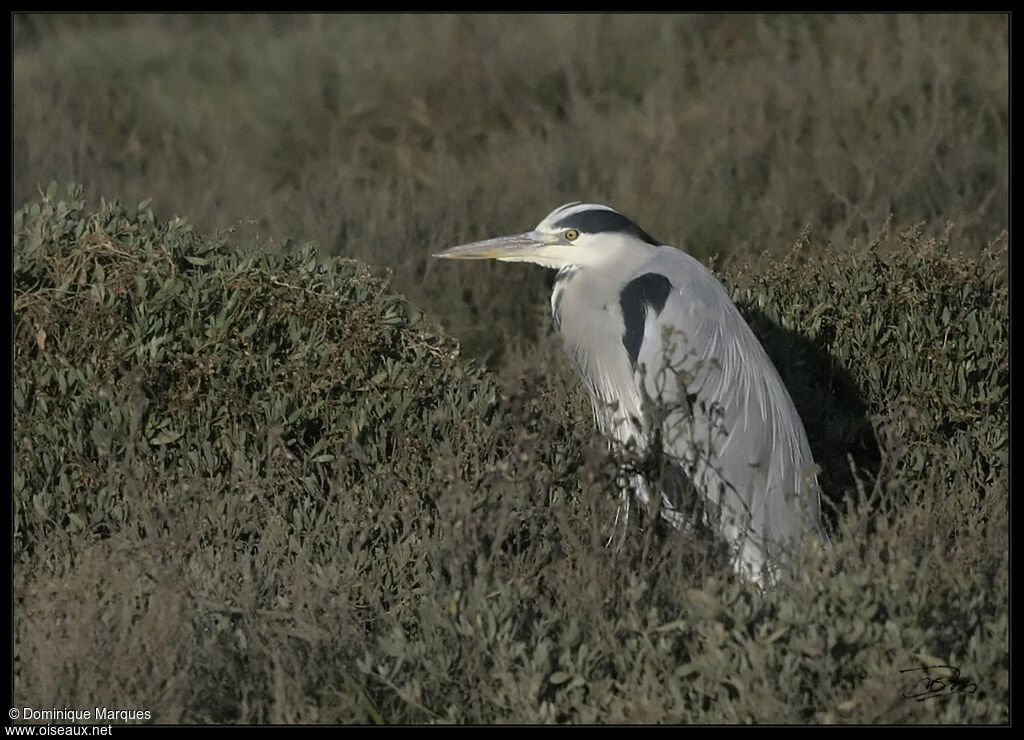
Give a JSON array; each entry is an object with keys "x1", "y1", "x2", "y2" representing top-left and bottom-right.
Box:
[{"x1": 564, "y1": 229, "x2": 580, "y2": 241}]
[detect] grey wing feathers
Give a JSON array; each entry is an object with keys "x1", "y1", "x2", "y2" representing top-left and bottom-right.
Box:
[{"x1": 632, "y1": 249, "x2": 824, "y2": 574}]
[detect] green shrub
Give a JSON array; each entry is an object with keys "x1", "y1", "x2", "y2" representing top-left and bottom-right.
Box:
[
  {"x1": 730, "y1": 223, "x2": 1007, "y2": 534},
  {"x1": 13, "y1": 183, "x2": 501, "y2": 570},
  {"x1": 13, "y1": 188, "x2": 1007, "y2": 723}
]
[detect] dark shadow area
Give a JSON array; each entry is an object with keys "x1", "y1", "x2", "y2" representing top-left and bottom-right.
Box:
[{"x1": 738, "y1": 303, "x2": 882, "y2": 538}]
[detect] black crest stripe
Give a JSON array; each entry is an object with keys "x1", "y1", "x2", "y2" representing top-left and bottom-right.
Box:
[{"x1": 552, "y1": 209, "x2": 661, "y2": 246}]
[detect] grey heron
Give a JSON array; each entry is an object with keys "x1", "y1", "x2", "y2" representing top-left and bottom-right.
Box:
[{"x1": 435, "y1": 202, "x2": 828, "y2": 581}]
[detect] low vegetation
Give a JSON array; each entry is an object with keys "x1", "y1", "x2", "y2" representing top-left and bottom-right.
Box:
[
  {"x1": 13, "y1": 13, "x2": 1007, "y2": 724},
  {"x1": 13, "y1": 186, "x2": 1007, "y2": 723}
]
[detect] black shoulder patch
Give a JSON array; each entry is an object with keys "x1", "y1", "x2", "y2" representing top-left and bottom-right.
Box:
[
  {"x1": 619, "y1": 272, "x2": 673, "y2": 367},
  {"x1": 552, "y1": 209, "x2": 661, "y2": 245}
]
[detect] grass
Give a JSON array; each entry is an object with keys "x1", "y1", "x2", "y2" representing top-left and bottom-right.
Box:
[
  {"x1": 12, "y1": 13, "x2": 1008, "y2": 724},
  {"x1": 14, "y1": 13, "x2": 1008, "y2": 360}
]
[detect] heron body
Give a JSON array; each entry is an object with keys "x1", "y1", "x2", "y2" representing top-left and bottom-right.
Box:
[{"x1": 435, "y1": 202, "x2": 827, "y2": 581}]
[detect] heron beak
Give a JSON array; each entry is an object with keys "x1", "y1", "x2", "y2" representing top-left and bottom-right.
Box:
[{"x1": 433, "y1": 231, "x2": 566, "y2": 266}]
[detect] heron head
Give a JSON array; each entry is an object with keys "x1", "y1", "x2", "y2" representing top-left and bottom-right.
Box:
[{"x1": 433, "y1": 202, "x2": 661, "y2": 269}]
